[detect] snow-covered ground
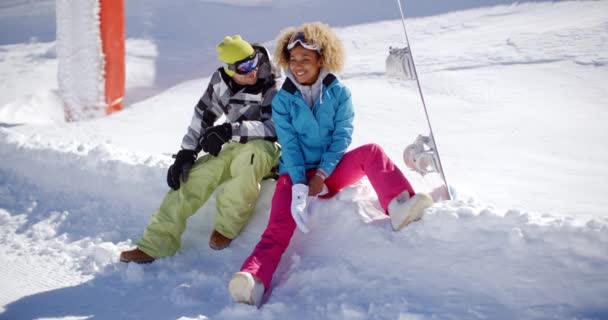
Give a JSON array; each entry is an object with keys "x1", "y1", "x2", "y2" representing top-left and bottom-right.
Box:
[{"x1": 1, "y1": 1, "x2": 608, "y2": 319}]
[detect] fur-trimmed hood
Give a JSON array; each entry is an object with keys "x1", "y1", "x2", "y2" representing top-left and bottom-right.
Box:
[{"x1": 273, "y1": 22, "x2": 345, "y2": 73}]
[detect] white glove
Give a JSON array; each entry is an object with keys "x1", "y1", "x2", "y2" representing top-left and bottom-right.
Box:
[
  {"x1": 319, "y1": 184, "x2": 329, "y2": 196},
  {"x1": 291, "y1": 184, "x2": 311, "y2": 233}
]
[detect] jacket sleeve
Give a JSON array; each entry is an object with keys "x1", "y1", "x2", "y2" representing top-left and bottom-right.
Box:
[
  {"x1": 272, "y1": 91, "x2": 307, "y2": 184},
  {"x1": 231, "y1": 84, "x2": 278, "y2": 143},
  {"x1": 318, "y1": 85, "x2": 354, "y2": 176},
  {"x1": 181, "y1": 72, "x2": 225, "y2": 152}
]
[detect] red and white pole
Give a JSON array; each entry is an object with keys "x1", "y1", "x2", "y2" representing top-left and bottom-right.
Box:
[
  {"x1": 56, "y1": 0, "x2": 124, "y2": 121},
  {"x1": 100, "y1": 0, "x2": 125, "y2": 115}
]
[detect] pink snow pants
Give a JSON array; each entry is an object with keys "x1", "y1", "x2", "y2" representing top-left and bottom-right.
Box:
[{"x1": 240, "y1": 143, "x2": 414, "y2": 289}]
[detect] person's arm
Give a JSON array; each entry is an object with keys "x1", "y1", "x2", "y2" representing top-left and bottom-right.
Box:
[
  {"x1": 230, "y1": 84, "x2": 278, "y2": 143},
  {"x1": 272, "y1": 91, "x2": 307, "y2": 184},
  {"x1": 181, "y1": 71, "x2": 225, "y2": 153},
  {"x1": 318, "y1": 85, "x2": 355, "y2": 176}
]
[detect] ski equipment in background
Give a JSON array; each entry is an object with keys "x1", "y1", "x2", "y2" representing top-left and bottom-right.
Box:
[{"x1": 390, "y1": 0, "x2": 452, "y2": 200}]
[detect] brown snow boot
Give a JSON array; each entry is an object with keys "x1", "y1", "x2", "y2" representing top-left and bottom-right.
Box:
[
  {"x1": 209, "y1": 229, "x2": 232, "y2": 250},
  {"x1": 119, "y1": 247, "x2": 155, "y2": 264}
]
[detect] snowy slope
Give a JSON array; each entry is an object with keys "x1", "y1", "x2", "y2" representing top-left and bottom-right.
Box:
[{"x1": 1, "y1": 1, "x2": 608, "y2": 319}]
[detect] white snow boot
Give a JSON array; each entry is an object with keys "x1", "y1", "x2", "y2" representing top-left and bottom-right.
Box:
[
  {"x1": 228, "y1": 272, "x2": 264, "y2": 306},
  {"x1": 388, "y1": 191, "x2": 433, "y2": 231}
]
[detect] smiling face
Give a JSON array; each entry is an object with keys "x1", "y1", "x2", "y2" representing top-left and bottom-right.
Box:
[{"x1": 288, "y1": 45, "x2": 322, "y2": 85}]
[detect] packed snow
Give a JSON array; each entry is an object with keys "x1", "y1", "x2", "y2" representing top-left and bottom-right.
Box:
[{"x1": 1, "y1": 1, "x2": 607, "y2": 319}]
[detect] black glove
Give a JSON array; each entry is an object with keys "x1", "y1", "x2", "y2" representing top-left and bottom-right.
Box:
[
  {"x1": 166, "y1": 149, "x2": 197, "y2": 190},
  {"x1": 201, "y1": 123, "x2": 232, "y2": 157}
]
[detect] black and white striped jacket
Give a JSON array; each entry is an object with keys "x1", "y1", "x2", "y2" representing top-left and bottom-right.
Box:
[{"x1": 181, "y1": 45, "x2": 278, "y2": 153}]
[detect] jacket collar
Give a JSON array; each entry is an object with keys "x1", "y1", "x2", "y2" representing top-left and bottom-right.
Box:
[{"x1": 282, "y1": 69, "x2": 337, "y2": 95}]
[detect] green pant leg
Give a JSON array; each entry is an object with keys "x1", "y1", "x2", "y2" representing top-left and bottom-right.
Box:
[
  {"x1": 214, "y1": 140, "x2": 280, "y2": 239},
  {"x1": 136, "y1": 153, "x2": 231, "y2": 257}
]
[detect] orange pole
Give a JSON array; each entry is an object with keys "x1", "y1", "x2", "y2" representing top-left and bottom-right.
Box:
[{"x1": 99, "y1": 0, "x2": 125, "y2": 114}]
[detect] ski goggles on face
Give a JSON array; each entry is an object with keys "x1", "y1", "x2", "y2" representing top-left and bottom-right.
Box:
[
  {"x1": 225, "y1": 53, "x2": 259, "y2": 75},
  {"x1": 287, "y1": 31, "x2": 321, "y2": 52}
]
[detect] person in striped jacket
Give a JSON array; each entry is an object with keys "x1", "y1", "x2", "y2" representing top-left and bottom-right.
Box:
[{"x1": 120, "y1": 35, "x2": 281, "y2": 264}]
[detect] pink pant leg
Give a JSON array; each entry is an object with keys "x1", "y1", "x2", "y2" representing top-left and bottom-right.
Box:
[
  {"x1": 240, "y1": 173, "x2": 297, "y2": 289},
  {"x1": 324, "y1": 143, "x2": 414, "y2": 212},
  {"x1": 239, "y1": 144, "x2": 411, "y2": 288}
]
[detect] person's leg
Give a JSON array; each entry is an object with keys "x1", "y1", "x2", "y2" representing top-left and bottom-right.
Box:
[
  {"x1": 135, "y1": 153, "x2": 231, "y2": 257},
  {"x1": 239, "y1": 173, "x2": 297, "y2": 289},
  {"x1": 324, "y1": 143, "x2": 413, "y2": 212},
  {"x1": 214, "y1": 140, "x2": 280, "y2": 239}
]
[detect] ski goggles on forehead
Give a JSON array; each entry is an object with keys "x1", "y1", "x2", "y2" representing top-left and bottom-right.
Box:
[
  {"x1": 287, "y1": 31, "x2": 321, "y2": 52},
  {"x1": 225, "y1": 53, "x2": 259, "y2": 75}
]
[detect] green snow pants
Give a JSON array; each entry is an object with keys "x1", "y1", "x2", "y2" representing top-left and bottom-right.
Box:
[{"x1": 136, "y1": 140, "x2": 280, "y2": 258}]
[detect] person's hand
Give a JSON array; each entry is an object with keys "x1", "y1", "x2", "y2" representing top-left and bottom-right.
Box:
[
  {"x1": 308, "y1": 170, "x2": 329, "y2": 196},
  {"x1": 167, "y1": 149, "x2": 196, "y2": 190},
  {"x1": 291, "y1": 184, "x2": 310, "y2": 233},
  {"x1": 201, "y1": 123, "x2": 232, "y2": 156},
  {"x1": 307, "y1": 174, "x2": 325, "y2": 196}
]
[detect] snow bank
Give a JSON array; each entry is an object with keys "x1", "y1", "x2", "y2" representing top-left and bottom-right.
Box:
[
  {"x1": 1, "y1": 126, "x2": 607, "y2": 319},
  {"x1": 0, "y1": 128, "x2": 169, "y2": 241},
  {"x1": 1, "y1": 1, "x2": 608, "y2": 319}
]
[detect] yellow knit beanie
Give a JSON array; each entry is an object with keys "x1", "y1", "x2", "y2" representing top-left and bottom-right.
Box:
[{"x1": 216, "y1": 35, "x2": 254, "y2": 76}]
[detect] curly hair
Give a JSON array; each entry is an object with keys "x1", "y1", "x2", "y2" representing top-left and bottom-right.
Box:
[{"x1": 273, "y1": 21, "x2": 346, "y2": 73}]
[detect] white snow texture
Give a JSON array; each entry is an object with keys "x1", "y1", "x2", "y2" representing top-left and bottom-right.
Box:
[
  {"x1": 1, "y1": 1, "x2": 607, "y2": 319},
  {"x1": 55, "y1": 0, "x2": 106, "y2": 121}
]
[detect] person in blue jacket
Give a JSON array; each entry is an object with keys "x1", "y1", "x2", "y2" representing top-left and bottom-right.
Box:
[{"x1": 228, "y1": 22, "x2": 434, "y2": 305}]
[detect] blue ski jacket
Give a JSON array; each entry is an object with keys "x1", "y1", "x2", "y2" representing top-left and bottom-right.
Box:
[{"x1": 272, "y1": 72, "x2": 354, "y2": 184}]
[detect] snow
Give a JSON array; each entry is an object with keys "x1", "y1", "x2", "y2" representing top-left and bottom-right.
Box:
[
  {"x1": 1, "y1": 1, "x2": 608, "y2": 319},
  {"x1": 55, "y1": 0, "x2": 105, "y2": 121}
]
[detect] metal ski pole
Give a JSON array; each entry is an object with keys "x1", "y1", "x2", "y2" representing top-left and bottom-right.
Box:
[{"x1": 395, "y1": 0, "x2": 452, "y2": 200}]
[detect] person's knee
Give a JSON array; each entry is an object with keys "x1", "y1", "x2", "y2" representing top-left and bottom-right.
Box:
[
  {"x1": 243, "y1": 140, "x2": 275, "y2": 157},
  {"x1": 363, "y1": 143, "x2": 384, "y2": 156},
  {"x1": 233, "y1": 141, "x2": 275, "y2": 171}
]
